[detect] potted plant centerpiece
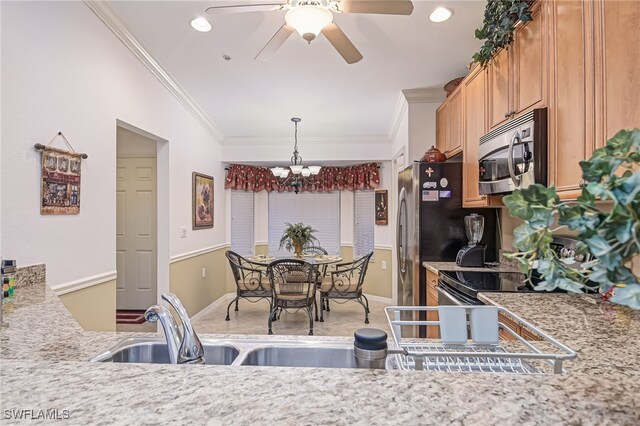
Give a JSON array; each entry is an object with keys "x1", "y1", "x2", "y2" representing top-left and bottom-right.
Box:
[
  {"x1": 503, "y1": 129, "x2": 640, "y2": 309},
  {"x1": 279, "y1": 222, "x2": 319, "y2": 257}
]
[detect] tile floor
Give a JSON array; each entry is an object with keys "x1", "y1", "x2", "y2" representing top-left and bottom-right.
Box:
[{"x1": 192, "y1": 296, "x2": 393, "y2": 337}]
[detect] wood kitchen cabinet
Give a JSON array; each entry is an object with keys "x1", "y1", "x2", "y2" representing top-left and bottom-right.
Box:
[
  {"x1": 462, "y1": 65, "x2": 489, "y2": 207},
  {"x1": 547, "y1": 0, "x2": 595, "y2": 199},
  {"x1": 426, "y1": 269, "x2": 440, "y2": 338},
  {"x1": 435, "y1": 87, "x2": 463, "y2": 159},
  {"x1": 488, "y1": 0, "x2": 547, "y2": 131},
  {"x1": 593, "y1": 0, "x2": 640, "y2": 152},
  {"x1": 547, "y1": 0, "x2": 639, "y2": 200},
  {"x1": 498, "y1": 312, "x2": 542, "y2": 341}
]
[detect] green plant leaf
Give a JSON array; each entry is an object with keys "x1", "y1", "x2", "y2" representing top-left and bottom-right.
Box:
[
  {"x1": 585, "y1": 235, "x2": 612, "y2": 257},
  {"x1": 610, "y1": 284, "x2": 640, "y2": 310},
  {"x1": 503, "y1": 190, "x2": 533, "y2": 220},
  {"x1": 554, "y1": 277, "x2": 585, "y2": 294}
]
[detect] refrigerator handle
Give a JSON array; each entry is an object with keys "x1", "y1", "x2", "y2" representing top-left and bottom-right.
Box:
[{"x1": 397, "y1": 188, "x2": 408, "y2": 274}]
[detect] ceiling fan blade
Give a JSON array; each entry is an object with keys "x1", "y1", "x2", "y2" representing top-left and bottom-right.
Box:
[
  {"x1": 255, "y1": 24, "x2": 295, "y2": 61},
  {"x1": 321, "y1": 23, "x2": 363, "y2": 64},
  {"x1": 339, "y1": 0, "x2": 413, "y2": 15},
  {"x1": 206, "y1": 2, "x2": 285, "y2": 14}
]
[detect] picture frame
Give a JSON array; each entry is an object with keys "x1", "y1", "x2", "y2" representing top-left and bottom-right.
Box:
[
  {"x1": 192, "y1": 172, "x2": 214, "y2": 229},
  {"x1": 40, "y1": 147, "x2": 81, "y2": 215},
  {"x1": 375, "y1": 189, "x2": 388, "y2": 225}
]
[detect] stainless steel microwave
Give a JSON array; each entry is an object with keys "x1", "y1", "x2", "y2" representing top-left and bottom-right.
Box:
[{"x1": 478, "y1": 108, "x2": 547, "y2": 195}]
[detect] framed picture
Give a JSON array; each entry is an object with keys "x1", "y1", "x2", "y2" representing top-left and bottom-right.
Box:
[
  {"x1": 375, "y1": 189, "x2": 388, "y2": 225},
  {"x1": 192, "y1": 172, "x2": 214, "y2": 229}
]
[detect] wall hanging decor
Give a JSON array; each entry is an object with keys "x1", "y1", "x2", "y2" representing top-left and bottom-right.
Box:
[
  {"x1": 192, "y1": 172, "x2": 214, "y2": 229},
  {"x1": 34, "y1": 132, "x2": 88, "y2": 215},
  {"x1": 375, "y1": 189, "x2": 388, "y2": 225}
]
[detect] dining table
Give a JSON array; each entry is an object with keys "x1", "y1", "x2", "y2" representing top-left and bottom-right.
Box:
[{"x1": 244, "y1": 253, "x2": 343, "y2": 267}]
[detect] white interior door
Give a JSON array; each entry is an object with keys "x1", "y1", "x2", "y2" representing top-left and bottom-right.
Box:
[{"x1": 116, "y1": 157, "x2": 157, "y2": 309}]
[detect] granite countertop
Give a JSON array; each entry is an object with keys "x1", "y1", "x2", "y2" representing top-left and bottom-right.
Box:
[
  {"x1": 1, "y1": 283, "x2": 639, "y2": 424},
  {"x1": 422, "y1": 261, "x2": 520, "y2": 274}
]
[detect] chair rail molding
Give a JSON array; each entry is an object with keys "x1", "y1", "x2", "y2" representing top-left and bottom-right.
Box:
[
  {"x1": 83, "y1": 0, "x2": 224, "y2": 142},
  {"x1": 170, "y1": 243, "x2": 231, "y2": 263},
  {"x1": 53, "y1": 270, "x2": 118, "y2": 295}
]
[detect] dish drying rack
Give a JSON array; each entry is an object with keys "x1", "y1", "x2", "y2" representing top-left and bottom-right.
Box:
[{"x1": 385, "y1": 306, "x2": 576, "y2": 375}]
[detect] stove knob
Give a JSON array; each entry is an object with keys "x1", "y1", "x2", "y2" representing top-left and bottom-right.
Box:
[
  {"x1": 560, "y1": 248, "x2": 569, "y2": 258},
  {"x1": 568, "y1": 249, "x2": 576, "y2": 258},
  {"x1": 575, "y1": 253, "x2": 585, "y2": 262}
]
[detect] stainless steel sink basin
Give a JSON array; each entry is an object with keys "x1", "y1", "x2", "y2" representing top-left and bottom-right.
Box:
[
  {"x1": 240, "y1": 345, "x2": 358, "y2": 368},
  {"x1": 90, "y1": 337, "x2": 239, "y2": 365}
]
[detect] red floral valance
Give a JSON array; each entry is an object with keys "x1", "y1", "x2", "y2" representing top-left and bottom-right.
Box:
[{"x1": 225, "y1": 163, "x2": 380, "y2": 193}]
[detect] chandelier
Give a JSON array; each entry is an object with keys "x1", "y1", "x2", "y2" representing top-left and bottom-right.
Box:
[{"x1": 270, "y1": 117, "x2": 321, "y2": 194}]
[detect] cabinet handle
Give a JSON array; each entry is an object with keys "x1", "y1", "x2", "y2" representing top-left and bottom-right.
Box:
[
  {"x1": 504, "y1": 112, "x2": 510, "y2": 118},
  {"x1": 510, "y1": 111, "x2": 516, "y2": 118},
  {"x1": 579, "y1": 179, "x2": 588, "y2": 189},
  {"x1": 481, "y1": 195, "x2": 487, "y2": 200}
]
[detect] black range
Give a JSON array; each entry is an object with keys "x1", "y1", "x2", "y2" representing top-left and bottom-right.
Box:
[{"x1": 437, "y1": 270, "x2": 533, "y2": 305}]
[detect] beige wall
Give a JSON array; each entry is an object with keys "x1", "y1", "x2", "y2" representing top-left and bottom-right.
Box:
[
  {"x1": 59, "y1": 280, "x2": 116, "y2": 332},
  {"x1": 169, "y1": 247, "x2": 232, "y2": 317}
]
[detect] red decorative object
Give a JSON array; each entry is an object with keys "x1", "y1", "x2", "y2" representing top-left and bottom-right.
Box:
[
  {"x1": 225, "y1": 163, "x2": 380, "y2": 193},
  {"x1": 444, "y1": 77, "x2": 464, "y2": 97},
  {"x1": 421, "y1": 146, "x2": 447, "y2": 163}
]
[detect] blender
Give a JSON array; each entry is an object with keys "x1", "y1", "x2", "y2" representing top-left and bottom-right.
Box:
[{"x1": 456, "y1": 213, "x2": 486, "y2": 267}]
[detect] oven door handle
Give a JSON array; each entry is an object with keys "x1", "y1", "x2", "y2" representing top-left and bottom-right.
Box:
[
  {"x1": 435, "y1": 285, "x2": 465, "y2": 306},
  {"x1": 507, "y1": 131, "x2": 521, "y2": 187}
]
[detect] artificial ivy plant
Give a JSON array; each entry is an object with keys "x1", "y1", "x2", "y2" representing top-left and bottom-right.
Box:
[
  {"x1": 503, "y1": 129, "x2": 640, "y2": 309},
  {"x1": 473, "y1": 0, "x2": 533, "y2": 67}
]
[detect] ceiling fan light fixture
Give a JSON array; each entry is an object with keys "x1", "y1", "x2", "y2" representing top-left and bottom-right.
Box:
[
  {"x1": 428, "y1": 7, "x2": 453, "y2": 23},
  {"x1": 285, "y1": 5, "x2": 333, "y2": 43},
  {"x1": 190, "y1": 17, "x2": 212, "y2": 32}
]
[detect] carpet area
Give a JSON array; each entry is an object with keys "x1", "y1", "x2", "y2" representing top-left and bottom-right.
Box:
[{"x1": 116, "y1": 310, "x2": 146, "y2": 325}]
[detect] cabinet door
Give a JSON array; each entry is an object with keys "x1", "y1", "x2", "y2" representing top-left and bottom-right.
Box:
[
  {"x1": 548, "y1": 0, "x2": 595, "y2": 199},
  {"x1": 512, "y1": 1, "x2": 547, "y2": 116},
  {"x1": 426, "y1": 270, "x2": 440, "y2": 338},
  {"x1": 462, "y1": 66, "x2": 489, "y2": 207},
  {"x1": 595, "y1": 0, "x2": 640, "y2": 146},
  {"x1": 436, "y1": 103, "x2": 448, "y2": 154},
  {"x1": 446, "y1": 88, "x2": 463, "y2": 157},
  {"x1": 488, "y1": 48, "x2": 511, "y2": 130}
]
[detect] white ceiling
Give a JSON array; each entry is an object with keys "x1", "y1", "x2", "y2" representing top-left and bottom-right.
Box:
[{"x1": 106, "y1": 0, "x2": 485, "y2": 141}]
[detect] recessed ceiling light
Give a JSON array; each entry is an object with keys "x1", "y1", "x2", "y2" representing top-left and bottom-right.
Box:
[
  {"x1": 191, "y1": 17, "x2": 211, "y2": 32},
  {"x1": 429, "y1": 7, "x2": 453, "y2": 23}
]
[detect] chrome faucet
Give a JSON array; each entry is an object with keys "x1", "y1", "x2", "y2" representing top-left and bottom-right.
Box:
[{"x1": 144, "y1": 293, "x2": 205, "y2": 365}]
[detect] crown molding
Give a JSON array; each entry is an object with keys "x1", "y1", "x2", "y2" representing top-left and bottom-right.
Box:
[
  {"x1": 402, "y1": 87, "x2": 446, "y2": 103},
  {"x1": 387, "y1": 92, "x2": 408, "y2": 141},
  {"x1": 83, "y1": 1, "x2": 224, "y2": 143}
]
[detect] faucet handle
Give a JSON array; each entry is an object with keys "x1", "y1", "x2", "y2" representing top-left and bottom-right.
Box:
[{"x1": 161, "y1": 293, "x2": 204, "y2": 362}]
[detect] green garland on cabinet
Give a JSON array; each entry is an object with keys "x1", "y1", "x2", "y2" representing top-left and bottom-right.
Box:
[{"x1": 473, "y1": 0, "x2": 533, "y2": 67}]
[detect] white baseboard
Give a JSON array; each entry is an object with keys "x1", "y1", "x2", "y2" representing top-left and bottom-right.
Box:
[
  {"x1": 363, "y1": 294, "x2": 393, "y2": 305},
  {"x1": 190, "y1": 292, "x2": 236, "y2": 322}
]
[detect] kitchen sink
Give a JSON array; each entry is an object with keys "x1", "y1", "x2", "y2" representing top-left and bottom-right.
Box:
[
  {"x1": 239, "y1": 345, "x2": 358, "y2": 368},
  {"x1": 90, "y1": 337, "x2": 240, "y2": 365},
  {"x1": 91, "y1": 337, "x2": 395, "y2": 369}
]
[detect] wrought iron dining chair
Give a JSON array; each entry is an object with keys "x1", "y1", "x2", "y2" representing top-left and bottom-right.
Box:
[
  {"x1": 319, "y1": 252, "x2": 374, "y2": 324},
  {"x1": 224, "y1": 250, "x2": 271, "y2": 321},
  {"x1": 267, "y1": 259, "x2": 318, "y2": 335},
  {"x1": 302, "y1": 245, "x2": 329, "y2": 286}
]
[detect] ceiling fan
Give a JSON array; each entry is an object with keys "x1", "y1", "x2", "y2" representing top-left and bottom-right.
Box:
[{"x1": 205, "y1": 0, "x2": 414, "y2": 64}]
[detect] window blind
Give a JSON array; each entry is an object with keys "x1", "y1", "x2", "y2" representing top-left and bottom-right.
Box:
[
  {"x1": 354, "y1": 191, "x2": 375, "y2": 259},
  {"x1": 268, "y1": 192, "x2": 340, "y2": 256},
  {"x1": 230, "y1": 190, "x2": 255, "y2": 256}
]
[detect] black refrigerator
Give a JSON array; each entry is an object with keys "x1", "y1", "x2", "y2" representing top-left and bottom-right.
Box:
[{"x1": 396, "y1": 161, "x2": 498, "y2": 334}]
